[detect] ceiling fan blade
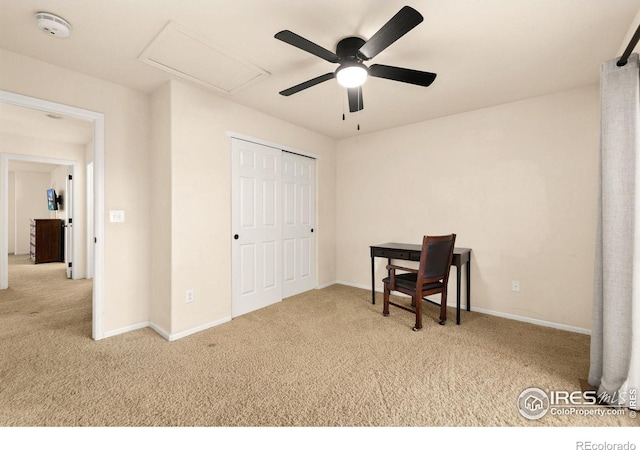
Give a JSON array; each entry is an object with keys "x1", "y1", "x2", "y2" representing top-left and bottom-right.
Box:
[
  {"x1": 357, "y1": 6, "x2": 424, "y2": 60},
  {"x1": 347, "y1": 86, "x2": 363, "y2": 112},
  {"x1": 369, "y1": 64, "x2": 437, "y2": 87},
  {"x1": 275, "y1": 30, "x2": 339, "y2": 63},
  {"x1": 279, "y1": 73, "x2": 335, "y2": 96}
]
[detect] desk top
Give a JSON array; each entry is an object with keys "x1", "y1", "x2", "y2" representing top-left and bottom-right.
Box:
[{"x1": 371, "y1": 242, "x2": 471, "y2": 255}]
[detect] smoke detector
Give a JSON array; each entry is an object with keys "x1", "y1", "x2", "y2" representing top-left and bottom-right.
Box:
[{"x1": 35, "y1": 12, "x2": 71, "y2": 38}]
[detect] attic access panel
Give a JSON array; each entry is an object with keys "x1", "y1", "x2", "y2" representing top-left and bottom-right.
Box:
[{"x1": 139, "y1": 21, "x2": 269, "y2": 95}]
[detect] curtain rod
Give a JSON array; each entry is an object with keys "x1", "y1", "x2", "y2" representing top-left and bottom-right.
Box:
[{"x1": 617, "y1": 23, "x2": 640, "y2": 66}]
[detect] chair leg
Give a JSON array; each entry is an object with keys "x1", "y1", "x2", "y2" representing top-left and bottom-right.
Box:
[
  {"x1": 439, "y1": 291, "x2": 447, "y2": 325},
  {"x1": 383, "y1": 284, "x2": 390, "y2": 316},
  {"x1": 413, "y1": 293, "x2": 422, "y2": 331}
]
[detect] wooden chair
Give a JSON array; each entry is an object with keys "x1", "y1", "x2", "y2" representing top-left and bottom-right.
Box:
[{"x1": 382, "y1": 234, "x2": 456, "y2": 331}]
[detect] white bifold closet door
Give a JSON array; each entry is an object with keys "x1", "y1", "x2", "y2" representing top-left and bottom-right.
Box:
[
  {"x1": 282, "y1": 151, "x2": 315, "y2": 298},
  {"x1": 231, "y1": 139, "x2": 283, "y2": 317},
  {"x1": 231, "y1": 138, "x2": 315, "y2": 318}
]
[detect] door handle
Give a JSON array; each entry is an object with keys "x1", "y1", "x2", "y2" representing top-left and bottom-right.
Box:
[
  {"x1": 234, "y1": 234, "x2": 239, "y2": 240},
  {"x1": 311, "y1": 228, "x2": 314, "y2": 233}
]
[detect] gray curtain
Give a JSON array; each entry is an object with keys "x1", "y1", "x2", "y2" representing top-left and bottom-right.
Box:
[{"x1": 589, "y1": 53, "x2": 640, "y2": 410}]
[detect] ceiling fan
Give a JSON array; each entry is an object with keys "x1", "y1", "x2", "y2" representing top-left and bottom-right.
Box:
[{"x1": 274, "y1": 5, "x2": 437, "y2": 113}]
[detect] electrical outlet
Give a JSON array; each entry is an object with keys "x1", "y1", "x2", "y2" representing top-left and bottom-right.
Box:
[
  {"x1": 109, "y1": 210, "x2": 125, "y2": 223},
  {"x1": 186, "y1": 289, "x2": 195, "y2": 303},
  {"x1": 512, "y1": 280, "x2": 520, "y2": 292}
]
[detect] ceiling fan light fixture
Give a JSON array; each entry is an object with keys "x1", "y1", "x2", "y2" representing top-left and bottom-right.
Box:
[{"x1": 336, "y1": 63, "x2": 368, "y2": 88}]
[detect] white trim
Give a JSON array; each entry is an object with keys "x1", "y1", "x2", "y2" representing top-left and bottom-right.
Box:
[
  {"x1": 107, "y1": 319, "x2": 244, "y2": 341},
  {"x1": 334, "y1": 281, "x2": 590, "y2": 335},
  {"x1": 338, "y1": 280, "x2": 384, "y2": 292},
  {"x1": 470, "y1": 306, "x2": 591, "y2": 335},
  {"x1": 316, "y1": 280, "x2": 337, "y2": 289},
  {"x1": 0, "y1": 154, "x2": 7, "y2": 290},
  {"x1": 103, "y1": 321, "x2": 150, "y2": 339},
  {"x1": 334, "y1": 281, "x2": 428, "y2": 302},
  {"x1": 92, "y1": 113, "x2": 105, "y2": 341},
  {"x1": 86, "y1": 162, "x2": 94, "y2": 279},
  {"x1": 167, "y1": 317, "x2": 232, "y2": 341},
  {"x1": 148, "y1": 322, "x2": 171, "y2": 341},
  {"x1": 0, "y1": 90, "x2": 106, "y2": 341},
  {"x1": 149, "y1": 318, "x2": 233, "y2": 341},
  {"x1": 226, "y1": 130, "x2": 321, "y2": 160}
]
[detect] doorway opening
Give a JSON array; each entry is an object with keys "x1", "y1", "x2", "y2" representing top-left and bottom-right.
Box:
[{"x1": 0, "y1": 90, "x2": 105, "y2": 340}]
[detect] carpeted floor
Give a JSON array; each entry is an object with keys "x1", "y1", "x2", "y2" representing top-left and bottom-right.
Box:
[{"x1": 0, "y1": 254, "x2": 636, "y2": 427}]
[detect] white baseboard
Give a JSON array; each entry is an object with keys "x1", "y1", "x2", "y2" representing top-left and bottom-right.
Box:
[
  {"x1": 103, "y1": 321, "x2": 150, "y2": 339},
  {"x1": 334, "y1": 281, "x2": 590, "y2": 335},
  {"x1": 104, "y1": 283, "x2": 590, "y2": 340},
  {"x1": 166, "y1": 316, "x2": 232, "y2": 341},
  {"x1": 148, "y1": 321, "x2": 170, "y2": 340},
  {"x1": 316, "y1": 280, "x2": 337, "y2": 289},
  {"x1": 336, "y1": 280, "x2": 468, "y2": 307},
  {"x1": 105, "y1": 317, "x2": 233, "y2": 341},
  {"x1": 469, "y1": 306, "x2": 590, "y2": 335}
]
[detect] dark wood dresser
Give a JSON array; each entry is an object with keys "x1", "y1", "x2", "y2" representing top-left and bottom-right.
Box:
[{"x1": 29, "y1": 219, "x2": 64, "y2": 264}]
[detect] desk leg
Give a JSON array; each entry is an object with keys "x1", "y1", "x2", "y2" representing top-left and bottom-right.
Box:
[
  {"x1": 371, "y1": 256, "x2": 376, "y2": 305},
  {"x1": 466, "y1": 253, "x2": 471, "y2": 312},
  {"x1": 456, "y1": 264, "x2": 461, "y2": 325}
]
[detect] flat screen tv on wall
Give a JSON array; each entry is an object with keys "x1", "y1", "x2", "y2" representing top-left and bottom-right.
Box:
[{"x1": 47, "y1": 188, "x2": 58, "y2": 211}]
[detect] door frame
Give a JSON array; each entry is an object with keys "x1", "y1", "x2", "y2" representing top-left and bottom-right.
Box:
[
  {"x1": 3, "y1": 154, "x2": 78, "y2": 266},
  {"x1": 0, "y1": 90, "x2": 106, "y2": 341},
  {"x1": 65, "y1": 165, "x2": 74, "y2": 279},
  {"x1": 86, "y1": 161, "x2": 94, "y2": 279}
]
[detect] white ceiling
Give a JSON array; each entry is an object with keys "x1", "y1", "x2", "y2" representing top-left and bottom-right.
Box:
[{"x1": 1, "y1": 0, "x2": 639, "y2": 139}]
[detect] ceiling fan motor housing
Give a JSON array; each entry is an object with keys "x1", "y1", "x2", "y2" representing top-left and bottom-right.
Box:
[
  {"x1": 35, "y1": 12, "x2": 72, "y2": 38},
  {"x1": 336, "y1": 36, "x2": 366, "y2": 61}
]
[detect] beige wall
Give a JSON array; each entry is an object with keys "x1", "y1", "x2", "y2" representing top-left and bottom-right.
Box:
[
  {"x1": 149, "y1": 83, "x2": 172, "y2": 332},
  {"x1": 336, "y1": 85, "x2": 599, "y2": 330},
  {"x1": 1, "y1": 133, "x2": 86, "y2": 162},
  {"x1": 163, "y1": 80, "x2": 336, "y2": 336},
  {"x1": 49, "y1": 165, "x2": 67, "y2": 215},
  {"x1": 0, "y1": 49, "x2": 151, "y2": 333}
]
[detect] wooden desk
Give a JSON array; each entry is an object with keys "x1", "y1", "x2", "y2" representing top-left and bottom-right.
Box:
[{"x1": 370, "y1": 243, "x2": 471, "y2": 325}]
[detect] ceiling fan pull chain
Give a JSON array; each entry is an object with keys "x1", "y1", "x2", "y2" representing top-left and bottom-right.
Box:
[{"x1": 357, "y1": 89, "x2": 361, "y2": 131}]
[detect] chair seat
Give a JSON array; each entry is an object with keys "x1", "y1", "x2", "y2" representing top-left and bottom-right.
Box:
[{"x1": 382, "y1": 272, "x2": 443, "y2": 293}]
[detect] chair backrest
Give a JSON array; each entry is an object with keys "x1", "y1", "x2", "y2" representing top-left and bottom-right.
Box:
[{"x1": 418, "y1": 234, "x2": 457, "y2": 284}]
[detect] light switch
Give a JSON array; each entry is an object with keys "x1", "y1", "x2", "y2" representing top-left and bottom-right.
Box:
[{"x1": 109, "y1": 210, "x2": 125, "y2": 223}]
